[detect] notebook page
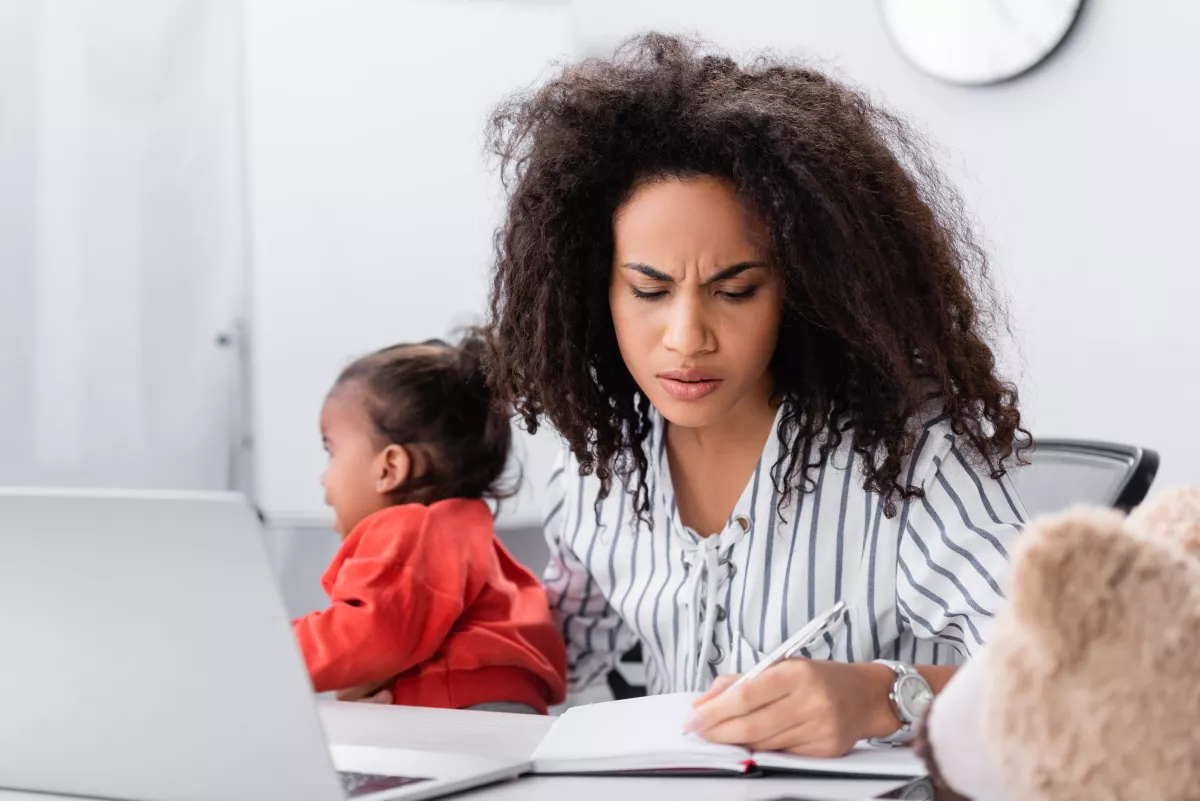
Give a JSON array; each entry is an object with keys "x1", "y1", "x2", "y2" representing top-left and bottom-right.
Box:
[
  {"x1": 752, "y1": 743, "x2": 924, "y2": 778},
  {"x1": 531, "y1": 693, "x2": 749, "y2": 772}
]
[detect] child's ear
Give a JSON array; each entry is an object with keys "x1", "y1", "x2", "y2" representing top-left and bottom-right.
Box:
[{"x1": 375, "y1": 444, "x2": 410, "y2": 495}]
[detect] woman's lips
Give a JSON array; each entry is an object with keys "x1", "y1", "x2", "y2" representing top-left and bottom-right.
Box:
[{"x1": 656, "y1": 369, "x2": 724, "y2": 401}]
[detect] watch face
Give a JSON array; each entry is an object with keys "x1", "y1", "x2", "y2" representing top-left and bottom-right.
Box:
[{"x1": 897, "y1": 673, "x2": 934, "y2": 720}]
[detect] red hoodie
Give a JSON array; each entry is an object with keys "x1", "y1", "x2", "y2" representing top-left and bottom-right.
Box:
[{"x1": 292, "y1": 499, "x2": 566, "y2": 712}]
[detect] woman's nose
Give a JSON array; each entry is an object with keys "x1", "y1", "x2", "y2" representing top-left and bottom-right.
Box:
[{"x1": 661, "y1": 294, "x2": 715, "y2": 357}]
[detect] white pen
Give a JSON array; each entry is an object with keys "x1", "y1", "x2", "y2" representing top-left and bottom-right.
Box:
[{"x1": 723, "y1": 600, "x2": 848, "y2": 695}]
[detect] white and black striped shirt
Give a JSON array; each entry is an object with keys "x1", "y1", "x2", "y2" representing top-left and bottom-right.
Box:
[{"x1": 542, "y1": 404, "x2": 1027, "y2": 694}]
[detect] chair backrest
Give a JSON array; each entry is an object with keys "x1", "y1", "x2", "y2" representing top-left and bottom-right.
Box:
[{"x1": 1008, "y1": 439, "x2": 1159, "y2": 518}]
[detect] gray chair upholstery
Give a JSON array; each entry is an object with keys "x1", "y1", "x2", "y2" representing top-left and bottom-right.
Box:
[{"x1": 1008, "y1": 439, "x2": 1159, "y2": 518}]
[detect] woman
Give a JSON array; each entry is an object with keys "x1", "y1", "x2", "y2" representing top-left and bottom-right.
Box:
[{"x1": 485, "y1": 34, "x2": 1030, "y2": 757}]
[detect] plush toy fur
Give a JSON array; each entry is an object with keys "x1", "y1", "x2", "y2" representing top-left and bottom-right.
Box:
[{"x1": 922, "y1": 487, "x2": 1200, "y2": 801}]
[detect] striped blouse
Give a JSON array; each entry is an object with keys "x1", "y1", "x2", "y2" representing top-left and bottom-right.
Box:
[{"x1": 542, "y1": 404, "x2": 1027, "y2": 695}]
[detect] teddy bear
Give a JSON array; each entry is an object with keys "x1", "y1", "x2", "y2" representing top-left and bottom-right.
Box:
[{"x1": 915, "y1": 486, "x2": 1200, "y2": 801}]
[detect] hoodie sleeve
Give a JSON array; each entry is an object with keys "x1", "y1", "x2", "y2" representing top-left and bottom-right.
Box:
[{"x1": 292, "y1": 505, "x2": 474, "y2": 693}]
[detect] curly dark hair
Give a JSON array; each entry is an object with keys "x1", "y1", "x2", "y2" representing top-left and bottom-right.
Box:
[{"x1": 485, "y1": 33, "x2": 1029, "y2": 522}]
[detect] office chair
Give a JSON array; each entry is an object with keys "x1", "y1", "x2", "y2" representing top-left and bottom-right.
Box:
[
  {"x1": 603, "y1": 438, "x2": 1160, "y2": 701},
  {"x1": 1008, "y1": 439, "x2": 1159, "y2": 517}
]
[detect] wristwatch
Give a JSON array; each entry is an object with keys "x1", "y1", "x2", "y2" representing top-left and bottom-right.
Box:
[{"x1": 871, "y1": 660, "x2": 933, "y2": 746}]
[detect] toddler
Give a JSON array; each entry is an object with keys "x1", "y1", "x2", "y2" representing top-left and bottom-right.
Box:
[{"x1": 292, "y1": 331, "x2": 567, "y2": 712}]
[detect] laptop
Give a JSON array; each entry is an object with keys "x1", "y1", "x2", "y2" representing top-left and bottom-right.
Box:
[{"x1": 0, "y1": 488, "x2": 529, "y2": 801}]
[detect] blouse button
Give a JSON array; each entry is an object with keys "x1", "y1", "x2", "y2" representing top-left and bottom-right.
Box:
[
  {"x1": 708, "y1": 644, "x2": 725, "y2": 666},
  {"x1": 715, "y1": 604, "x2": 727, "y2": 623}
]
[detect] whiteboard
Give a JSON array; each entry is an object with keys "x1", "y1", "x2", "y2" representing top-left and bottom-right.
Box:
[{"x1": 243, "y1": 0, "x2": 572, "y2": 527}]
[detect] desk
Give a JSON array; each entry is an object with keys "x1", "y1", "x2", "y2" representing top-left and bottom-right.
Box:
[
  {"x1": 320, "y1": 701, "x2": 909, "y2": 801},
  {"x1": 0, "y1": 703, "x2": 909, "y2": 801}
]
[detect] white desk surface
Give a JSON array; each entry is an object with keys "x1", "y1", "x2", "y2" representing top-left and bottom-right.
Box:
[
  {"x1": 319, "y1": 701, "x2": 910, "y2": 801},
  {"x1": 0, "y1": 702, "x2": 910, "y2": 801}
]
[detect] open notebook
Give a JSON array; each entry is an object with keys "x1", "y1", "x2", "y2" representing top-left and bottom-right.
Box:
[{"x1": 531, "y1": 693, "x2": 924, "y2": 777}]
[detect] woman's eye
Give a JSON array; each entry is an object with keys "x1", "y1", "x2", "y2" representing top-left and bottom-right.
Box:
[
  {"x1": 631, "y1": 287, "x2": 668, "y2": 301},
  {"x1": 719, "y1": 286, "x2": 758, "y2": 301}
]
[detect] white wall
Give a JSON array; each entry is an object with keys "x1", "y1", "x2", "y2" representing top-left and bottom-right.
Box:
[
  {"x1": 0, "y1": 0, "x2": 244, "y2": 492},
  {"x1": 572, "y1": 0, "x2": 1200, "y2": 491},
  {"x1": 244, "y1": 0, "x2": 572, "y2": 527},
  {"x1": 246, "y1": 0, "x2": 1200, "y2": 531}
]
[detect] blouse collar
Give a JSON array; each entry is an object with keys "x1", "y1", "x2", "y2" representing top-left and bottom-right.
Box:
[{"x1": 649, "y1": 402, "x2": 788, "y2": 541}]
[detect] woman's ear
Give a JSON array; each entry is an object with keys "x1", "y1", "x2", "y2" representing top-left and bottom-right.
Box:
[{"x1": 375, "y1": 444, "x2": 410, "y2": 495}]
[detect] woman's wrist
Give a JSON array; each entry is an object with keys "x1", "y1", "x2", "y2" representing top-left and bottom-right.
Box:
[
  {"x1": 852, "y1": 663, "x2": 959, "y2": 741},
  {"x1": 853, "y1": 661, "x2": 906, "y2": 740}
]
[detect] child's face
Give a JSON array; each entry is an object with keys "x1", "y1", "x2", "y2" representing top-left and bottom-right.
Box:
[{"x1": 319, "y1": 384, "x2": 392, "y2": 538}]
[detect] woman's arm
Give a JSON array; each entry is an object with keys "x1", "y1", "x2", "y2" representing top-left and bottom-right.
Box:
[
  {"x1": 895, "y1": 439, "x2": 1027, "y2": 660},
  {"x1": 686, "y1": 659, "x2": 958, "y2": 757},
  {"x1": 542, "y1": 451, "x2": 639, "y2": 694},
  {"x1": 851, "y1": 662, "x2": 959, "y2": 739},
  {"x1": 690, "y1": 435, "x2": 1026, "y2": 756}
]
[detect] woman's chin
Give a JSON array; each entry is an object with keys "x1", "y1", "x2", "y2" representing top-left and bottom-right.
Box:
[{"x1": 651, "y1": 392, "x2": 734, "y2": 430}]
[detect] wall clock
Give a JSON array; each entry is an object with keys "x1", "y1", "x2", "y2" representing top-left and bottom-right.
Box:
[{"x1": 880, "y1": 0, "x2": 1086, "y2": 85}]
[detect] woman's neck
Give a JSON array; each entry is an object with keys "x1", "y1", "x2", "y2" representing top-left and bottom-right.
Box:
[
  {"x1": 664, "y1": 380, "x2": 780, "y2": 536},
  {"x1": 666, "y1": 375, "x2": 779, "y2": 457},
  {"x1": 667, "y1": 396, "x2": 778, "y2": 457}
]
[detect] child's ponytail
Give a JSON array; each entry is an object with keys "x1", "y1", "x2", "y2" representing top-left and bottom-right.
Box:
[{"x1": 451, "y1": 327, "x2": 518, "y2": 502}]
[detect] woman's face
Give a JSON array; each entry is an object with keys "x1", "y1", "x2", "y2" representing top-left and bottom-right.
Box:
[{"x1": 609, "y1": 175, "x2": 784, "y2": 430}]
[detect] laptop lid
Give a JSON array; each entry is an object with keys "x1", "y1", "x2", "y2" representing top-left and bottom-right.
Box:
[{"x1": 0, "y1": 488, "x2": 346, "y2": 801}]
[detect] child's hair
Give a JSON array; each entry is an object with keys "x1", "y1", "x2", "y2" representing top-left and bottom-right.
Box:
[{"x1": 335, "y1": 328, "x2": 515, "y2": 506}]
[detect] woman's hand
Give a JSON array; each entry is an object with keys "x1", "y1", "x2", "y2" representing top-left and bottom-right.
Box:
[{"x1": 685, "y1": 660, "x2": 900, "y2": 758}]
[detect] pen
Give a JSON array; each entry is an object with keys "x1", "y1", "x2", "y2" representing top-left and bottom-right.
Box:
[{"x1": 724, "y1": 600, "x2": 848, "y2": 695}]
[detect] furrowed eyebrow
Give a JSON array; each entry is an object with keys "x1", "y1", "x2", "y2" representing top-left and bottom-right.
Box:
[
  {"x1": 623, "y1": 263, "x2": 674, "y2": 282},
  {"x1": 620, "y1": 261, "x2": 766, "y2": 284},
  {"x1": 703, "y1": 261, "x2": 766, "y2": 284}
]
